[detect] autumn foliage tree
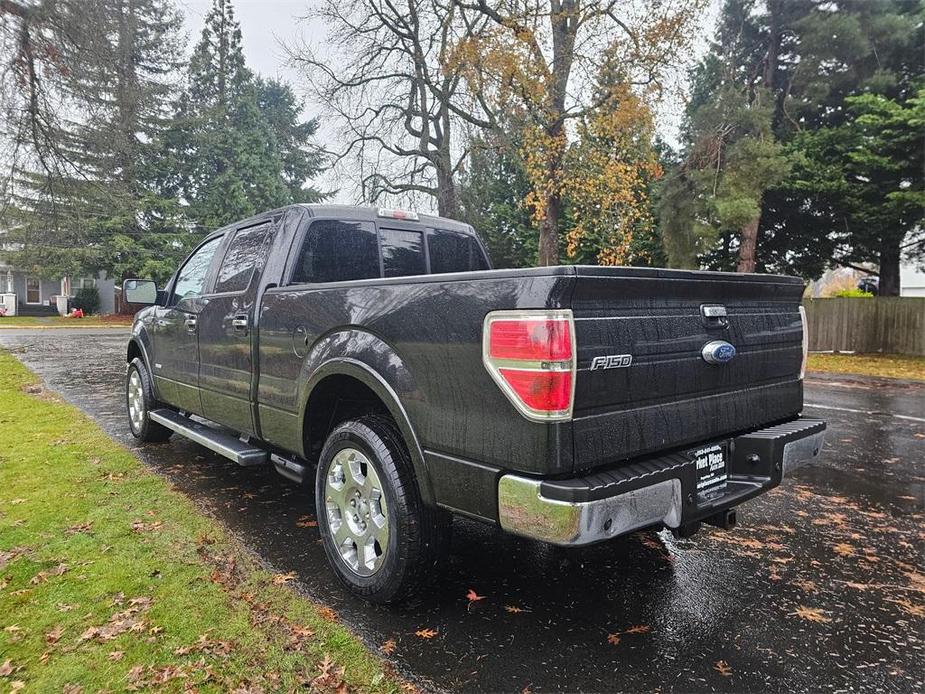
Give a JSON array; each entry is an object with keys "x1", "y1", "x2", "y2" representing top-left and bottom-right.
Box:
[{"x1": 451, "y1": 0, "x2": 704, "y2": 265}]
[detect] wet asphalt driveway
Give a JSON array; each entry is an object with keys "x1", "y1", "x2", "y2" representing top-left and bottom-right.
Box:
[{"x1": 1, "y1": 328, "x2": 923, "y2": 693}]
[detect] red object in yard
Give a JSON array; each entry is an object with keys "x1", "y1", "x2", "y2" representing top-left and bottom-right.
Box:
[{"x1": 67, "y1": 308, "x2": 84, "y2": 318}]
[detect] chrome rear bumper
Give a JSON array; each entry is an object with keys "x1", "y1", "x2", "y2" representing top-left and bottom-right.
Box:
[{"x1": 498, "y1": 418, "x2": 826, "y2": 546}]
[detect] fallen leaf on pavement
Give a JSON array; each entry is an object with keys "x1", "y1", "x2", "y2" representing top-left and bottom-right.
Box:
[
  {"x1": 466, "y1": 588, "x2": 486, "y2": 603},
  {"x1": 714, "y1": 660, "x2": 733, "y2": 677},
  {"x1": 607, "y1": 633, "x2": 621, "y2": 646},
  {"x1": 381, "y1": 638, "x2": 397, "y2": 655},
  {"x1": 624, "y1": 624, "x2": 652, "y2": 634},
  {"x1": 414, "y1": 628, "x2": 438, "y2": 639},
  {"x1": 505, "y1": 605, "x2": 526, "y2": 614},
  {"x1": 295, "y1": 515, "x2": 317, "y2": 528},
  {"x1": 790, "y1": 606, "x2": 831, "y2": 623}
]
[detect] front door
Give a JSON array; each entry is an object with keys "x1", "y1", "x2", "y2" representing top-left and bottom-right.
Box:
[
  {"x1": 197, "y1": 221, "x2": 273, "y2": 435},
  {"x1": 153, "y1": 235, "x2": 224, "y2": 414}
]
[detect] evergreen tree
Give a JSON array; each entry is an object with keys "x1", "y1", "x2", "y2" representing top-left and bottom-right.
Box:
[
  {"x1": 5, "y1": 0, "x2": 188, "y2": 281},
  {"x1": 165, "y1": 0, "x2": 324, "y2": 232}
]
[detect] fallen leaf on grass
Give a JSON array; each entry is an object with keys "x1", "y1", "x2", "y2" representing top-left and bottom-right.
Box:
[
  {"x1": 0, "y1": 659, "x2": 13, "y2": 676},
  {"x1": 272, "y1": 572, "x2": 296, "y2": 585},
  {"x1": 380, "y1": 638, "x2": 397, "y2": 655},
  {"x1": 30, "y1": 563, "x2": 68, "y2": 584},
  {"x1": 10, "y1": 681, "x2": 24, "y2": 692},
  {"x1": 414, "y1": 628, "x2": 438, "y2": 639},
  {"x1": 714, "y1": 660, "x2": 733, "y2": 677},
  {"x1": 65, "y1": 522, "x2": 93, "y2": 535},
  {"x1": 108, "y1": 651, "x2": 124, "y2": 662},
  {"x1": 790, "y1": 606, "x2": 831, "y2": 623},
  {"x1": 317, "y1": 606, "x2": 338, "y2": 622},
  {"x1": 130, "y1": 520, "x2": 163, "y2": 532},
  {"x1": 45, "y1": 625, "x2": 64, "y2": 644},
  {"x1": 62, "y1": 684, "x2": 83, "y2": 694},
  {"x1": 9, "y1": 499, "x2": 26, "y2": 505}
]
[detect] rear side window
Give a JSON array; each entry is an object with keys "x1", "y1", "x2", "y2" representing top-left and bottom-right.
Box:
[
  {"x1": 428, "y1": 229, "x2": 489, "y2": 274},
  {"x1": 380, "y1": 228, "x2": 426, "y2": 278},
  {"x1": 214, "y1": 222, "x2": 270, "y2": 293},
  {"x1": 291, "y1": 220, "x2": 379, "y2": 284}
]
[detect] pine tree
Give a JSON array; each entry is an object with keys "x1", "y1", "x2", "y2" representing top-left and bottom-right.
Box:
[
  {"x1": 5, "y1": 0, "x2": 189, "y2": 282},
  {"x1": 166, "y1": 0, "x2": 325, "y2": 232}
]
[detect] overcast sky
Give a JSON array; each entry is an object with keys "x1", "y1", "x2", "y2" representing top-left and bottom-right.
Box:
[{"x1": 178, "y1": 0, "x2": 719, "y2": 206}]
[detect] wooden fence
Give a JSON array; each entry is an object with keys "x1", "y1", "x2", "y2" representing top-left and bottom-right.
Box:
[{"x1": 803, "y1": 297, "x2": 925, "y2": 355}]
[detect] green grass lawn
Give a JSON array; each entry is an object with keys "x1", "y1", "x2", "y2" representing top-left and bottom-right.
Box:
[
  {"x1": 807, "y1": 352, "x2": 925, "y2": 381},
  {"x1": 0, "y1": 315, "x2": 133, "y2": 329},
  {"x1": 0, "y1": 351, "x2": 403, "y2": 693}
]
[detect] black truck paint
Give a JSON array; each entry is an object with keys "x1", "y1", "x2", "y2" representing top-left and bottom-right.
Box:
[{"x1": 124, "y1": 204, "x2": 826, "y2": 601}]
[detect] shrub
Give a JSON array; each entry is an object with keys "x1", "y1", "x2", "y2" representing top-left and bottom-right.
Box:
[
  {"x1": 73, "y1": 286, "x2": 101, "y2": 314},
  {"x1": 830, "y1": 288, "x2": 873, "y2": 298}
]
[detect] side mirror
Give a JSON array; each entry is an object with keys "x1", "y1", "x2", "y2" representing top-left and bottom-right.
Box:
[{"x1": 123, "y1": 279, "x2": 158, "y2": 306}]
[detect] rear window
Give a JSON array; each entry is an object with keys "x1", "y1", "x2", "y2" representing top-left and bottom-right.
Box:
[
  {"x1": 428, "y1": 229, "x2": 489, "y2": 274},
  {"x1": 380, "y1": 228, "x2": 426, "y2": 278},
  {"x1": 291, "y1": 220, "x2": 379, "y2": 284},
  {"x1": 214, "y1": 222, "x2": 270, "y2": 293}
]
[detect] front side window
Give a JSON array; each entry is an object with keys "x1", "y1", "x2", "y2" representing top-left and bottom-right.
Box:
[
  {"x1": 428, "y1": 229, "x2": 490, "y2": 274},
  {"x1": 380, "y1": 228, "x2": 426, "y2": 278},
  {"x1": 291, "y1": 220, "x2": 379, "y2": 284},
  {"x1": 173, "y1": 236, "x2": 222, "y2": 301},
  {"x1": 214, "y1": 222, "x2": 270, "y2": 293}
]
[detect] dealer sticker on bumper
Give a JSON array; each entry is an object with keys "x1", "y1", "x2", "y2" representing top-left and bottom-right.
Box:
[{"x1": 691, "y1": 443, "x2": 728, "y2": 503}]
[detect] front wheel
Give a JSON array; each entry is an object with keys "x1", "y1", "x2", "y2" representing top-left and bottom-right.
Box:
[
  {"x1": 126, "y1": 358, "x2": 173, "y2": 443},
  {"x1": 315, "y1": 415, "x2": 448, "y2": 603}
]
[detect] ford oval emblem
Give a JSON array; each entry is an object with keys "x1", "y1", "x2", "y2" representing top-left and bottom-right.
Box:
[{"x1": 701, "y1": 340, "x2": 736, "y2": 365}]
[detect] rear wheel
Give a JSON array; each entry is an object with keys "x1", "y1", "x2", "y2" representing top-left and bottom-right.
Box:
[
  {"x1": 126, "y1": 358, "x2": 172, "y2": 443},
  {"x1": 315, "y1": 415, "x2": 448, "y2": 603}
]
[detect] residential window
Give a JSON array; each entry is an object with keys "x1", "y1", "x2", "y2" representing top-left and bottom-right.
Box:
[
  {"x1": 3, "y1": 270, "x2": 11, "y2": 294},
  {"x1": 79, "y1": 278, "x2": 96, "y2": 290},
  {"x1": 291, "y1": 220, "x2": 379, "y2": 284},
  {"x1": 26, "y1": 277, "x2": 41, "y2": 304},
  {"x1": 380, "y1": 228, "x2": 426, "y2": 278},
  {"x1": 173, "y1": 237, "x2": 222, "y2": 301},
  {"x1": 214, "y1": 222, "x2": 270, "y2": 293}
]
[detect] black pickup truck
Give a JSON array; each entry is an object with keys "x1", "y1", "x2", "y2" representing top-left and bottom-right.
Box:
[{"x1": 123, "y1": 204, "x2": 826, "y2": 602}]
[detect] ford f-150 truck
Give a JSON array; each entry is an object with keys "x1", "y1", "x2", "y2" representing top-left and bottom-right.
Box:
[{"x1": 122, "y1": 204, "x2": 826, "y2": 602}]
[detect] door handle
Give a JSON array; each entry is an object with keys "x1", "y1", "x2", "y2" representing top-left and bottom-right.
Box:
[
  {"x1": 184, "y1": 315, "x2": 197, "y2": 333},
  {"x1": 232, "y1": 315, "x2": 249, "y2": 335}
]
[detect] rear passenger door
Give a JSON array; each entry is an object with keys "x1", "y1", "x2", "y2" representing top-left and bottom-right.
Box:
[{"x1": 197, "y1": 220, "x2": 273, "y2": 435}]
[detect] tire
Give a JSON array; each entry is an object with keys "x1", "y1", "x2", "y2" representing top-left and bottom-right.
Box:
[
  {"x1": 315, "y1": 415, "x2": 449, "y2": 603},
  {"x1": 126, "y1": 357, "x2": 173, "y2": 443}
]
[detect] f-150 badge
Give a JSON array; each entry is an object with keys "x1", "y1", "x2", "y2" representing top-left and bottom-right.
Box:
[
  {"x1": 701, "y1": 340, "x2": 736, "y2": 365},
  {"x1": 590, "y1": 354, "x2": 633, "y2": 370}
]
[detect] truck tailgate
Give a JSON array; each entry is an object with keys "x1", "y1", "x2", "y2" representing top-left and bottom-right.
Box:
[{"x1": 569, "y1": 267, "x2": 805, "y2": 472}]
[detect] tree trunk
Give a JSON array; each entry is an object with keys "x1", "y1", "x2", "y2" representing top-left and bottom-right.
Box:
[
  {"x1": 878, "y1": 238, "x2": 901, "y2": 296},
  {"x1": 736, "y1": 214, "x2": 760, "y2": 273},
  {"x1": 538, "y1": 193, "x2": 560, "y2": 266},
  {"x1": 434, "y1": 140, "x2": 459, "y2": 219}
]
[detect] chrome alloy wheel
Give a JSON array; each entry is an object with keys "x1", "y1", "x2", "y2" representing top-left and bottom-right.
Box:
[
  {"x1": 127, "y1": 368, "x2": 145, "y2": 432},
  {"x1": 324, "y1": 447, "x2": 389, "y2": 576}
]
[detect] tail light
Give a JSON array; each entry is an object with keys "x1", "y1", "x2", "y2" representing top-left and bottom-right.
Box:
[
  {"x1": 799, "y1": 305, "x2": 809, "y2": 380},
  {"x1": 483, "y1": 310, "x2": 576, "y2": 421}
]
